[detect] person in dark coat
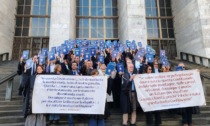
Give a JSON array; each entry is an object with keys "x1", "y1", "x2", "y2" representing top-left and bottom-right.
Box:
[
  {"x1": 144, "y1": 65, "x2": 162, "y2": 126},
  {"x1": 48, "y1": 64, "x2": 62, "y2": 125},
  {"x1": 17, "y1": 57, "x2": 26, "y2": 95},
  {"x1": 25, "y1": 55, "x2": 39, "y2": 76},
  {"x1": 68, "y1": 62, "x2": 80, "y2": 75},
  {"x1": 45, "y1": 59, "x2": 56, "y2": 74},
  {"x1": 121, "y1": 64, "x2": 138, "y2": 126},
  {"x1": 24, "y1": 65, "x2": 46, "y2": 126},
  {"x1": 177, "y1": 62, "x2": 200, "y2": 126}
]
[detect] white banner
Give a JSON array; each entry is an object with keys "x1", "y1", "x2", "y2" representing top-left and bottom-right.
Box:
[
  {"x1": 32, "y1": 75, "x2": 107, "y2": 114},
  {"x1": 134, "y1": 70, "x2": 206, "y2": 112}
]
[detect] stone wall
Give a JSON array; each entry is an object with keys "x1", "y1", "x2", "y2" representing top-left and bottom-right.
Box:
[
  {"x1": 0, "y1": 0, "x2": 17, "y2": 59},
  {"x1": 172, "y1": 0, "x2": 210, "y2": 58},
  {"x1": 118, "y1": 0, "x2": 147, "y2": 47},
  {"x1": 49, "y1": 0, "x2": 76, "y2": 48},
  {"x1": 197, "y1": 0, "x2": 210, "y2": 58}
]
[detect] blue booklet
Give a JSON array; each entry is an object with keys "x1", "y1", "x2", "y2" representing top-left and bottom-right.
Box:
[
  {"x1": 22, "y1": 50, "x2": 29, "y2": 60},
  {"x1": 51, "y1": 47, "x2": 56, "y2": 54},
  {"x1": 74, "y1": 48, "x2": 81, "y2": 57},
  {"x1": 138, "y1": 42, "x2": 142, "y2": 47},
  {"x1": 126, "y1": 40, "x2": 131, "y2": 48},
  {"x1": 176, "y1": 66, "x2": 183, "y2": 71},
  {"x1": 26, "y1": 58, "x2": 33, "y2": 69},
  {"x1": 61, "y1": 46, "x2": 68, "y2": 55},
  {"x1": 135, "y1": 51, "x2": 142, "y2": 61},
  {"x1": 39, "y1": 55, "x2": 45, "y2": 65},
  {"x1": 112, "y1": 50, "x2": 118, "y2": 58},
  {"x1": 160, "y1": 50, "x2": 166, "y2": 57},
  {"x1": 98, "y1": 56, "x2": 104, "y2": 64},
  {"x1": 105, "y1": 64, "x2": 115, "y2": 75},
  {"x1": 42, "y1": 48, "x2": 48, "y2": 56},
  {"x1": 91, "y1": 48, "x2": 96, "y2": 56},
  {"x1": 117, "y1": 63, "x2": 124, "y2": 73},
  {"x1": 48, "y1": 52, "x2": 55, "y2": 61},
  {"x1": 84, "y1": 52, "x2": 91, "y2": 60},
  {"x1": 130, "y1": 44, "x2": 137, "y2": 50},
  {"x1": 146, "y1": 54, "x2": 154, "y2": 63},
  {"x1": 80, "y1": 47, "x2": 86, "y2": 54},
  {"x1": 119, "y1": 46, "x2": 124, "y2": 53}
]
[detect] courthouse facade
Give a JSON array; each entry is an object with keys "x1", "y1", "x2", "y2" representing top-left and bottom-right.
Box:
[{"x1": 0, "y1": 0, "x2": 210, "y2": 62}]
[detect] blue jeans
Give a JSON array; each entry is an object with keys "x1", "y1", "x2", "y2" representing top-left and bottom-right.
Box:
[
  {"x1": 89, "y1": 118, "x2": 105, "y2": 126},
  {"x1": 49, "y1": 114, "x2": 60, "y2": 121},
  {"x1": 68, "y1": 114, "x2": 74, "y2": 126}
]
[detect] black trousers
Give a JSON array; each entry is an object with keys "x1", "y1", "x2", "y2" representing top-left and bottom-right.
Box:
[
  {"x1": 146, "y1": 111, "x2": 161, "y2": 125},
  {"x1": 182, "y1": 108, "x2": 192, "y2": 124}
]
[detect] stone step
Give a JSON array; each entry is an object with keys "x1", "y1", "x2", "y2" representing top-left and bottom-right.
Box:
[
  {"x1": 0, "y1": 110, "x2": 23, "y2": 117},
  {"x1": 0, "y1": 100, "x2": 23, "y2": 106},
  {"x1": 0, "y1": 123, "x2": 25, "y2": 126},
  {"x1": 0, "y1": 105, "x2": 22, "y2": 111},
  {"x1": 200, "y1": 106, "x2": 210, "y2": 111},
  {"x1": 0, "y1": 96, "x2": 22, "y2": 101},
  {"x1": 46, "y1": 117, "x2": 210, "y2": 126},
  {"x1": 0, "y1": 114, "x2": 209, "y2": 125},
  {"x1": 0, "y1": 116, "x2": 24, "y2": 124}
]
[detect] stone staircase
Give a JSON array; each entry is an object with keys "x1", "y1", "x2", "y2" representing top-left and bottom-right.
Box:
[{"x1": 0, "y1": 60, "x2": 210, "y2": 126}]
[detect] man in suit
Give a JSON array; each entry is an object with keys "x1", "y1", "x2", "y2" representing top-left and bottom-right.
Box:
[
  {"x1": 68, "y1": 62, "x2": 79, "y2": 75},
  {"x1": 153, "y1": 61, "x2": 162, "y2": 73},
  {"x1": 25, "y1": 55, "x2": 39, "y2": 76},
  {"x1": 121, "y1": 64, "x2": 137, "y2": 126},
  {"x1": 74, "y1": 56, "x2": 83, "y2": 73}
]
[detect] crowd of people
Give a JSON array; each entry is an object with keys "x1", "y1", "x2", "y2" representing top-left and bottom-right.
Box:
[{"x1": 17, "y1": 39, "x2": 199, "y2": 126}]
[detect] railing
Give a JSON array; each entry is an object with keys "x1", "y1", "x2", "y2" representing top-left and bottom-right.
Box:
[
  {"x1": 180, "y1": 52, "x2": 210, "y2": 67},
  {"x1": 169, "y1": 61, "x2": 210, "y2": 96},
  {"x1": 0, "y1": 52, "x2": 9, "y2": 62},
  {"x1": 0, "y1": 72, "x2": 18, "y2": 101}
]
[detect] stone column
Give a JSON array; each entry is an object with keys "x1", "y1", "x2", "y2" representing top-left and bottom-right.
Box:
[
  {"x1": 0, "y1": 0, "x2": 17, "y2": 60},
  {"x1": 118, "y1": 0, "x2": 147, "y2": 47},
  {"x1": 49, "y1": 0, "x2": 76, "y2": 48},
  {"x1": 172, "y1": 0, "x2": 210, "y2": 58}
]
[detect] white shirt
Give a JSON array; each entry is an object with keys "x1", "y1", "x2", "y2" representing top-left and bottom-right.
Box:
[
  {"x1": 50, "y1": 64, "x2": 55, "y2": 73},
  {"x1": 154, "y1": 68, "x2": 159, "y2": 73}
]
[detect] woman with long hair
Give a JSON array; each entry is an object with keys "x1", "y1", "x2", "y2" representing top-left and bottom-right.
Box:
[
  {"x1": 25, "y1": 65, "x2": 46, "y2": 126},
  {"x1": 48, "y1": 64, "x2": 62, "y2": 125}
]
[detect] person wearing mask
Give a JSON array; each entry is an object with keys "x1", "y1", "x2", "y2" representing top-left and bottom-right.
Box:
[
  {"x1": 144, "y1": 65, "x2": 162, "y2": 126},
  {"x1": 25, "y1": 65, "x2": 46, "y2": 126},
  {"x1": 48, "y1": 64, "x2": 62, "y2": 125},
  {"x1": 121, "y1": 64, "x2": 137, "y2": 126},
  {"x1": 177, "y1": 63, "x2": 199, "y2": 126}
]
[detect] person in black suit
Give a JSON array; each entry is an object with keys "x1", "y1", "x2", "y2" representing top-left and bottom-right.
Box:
[
  {"x1": 144, "y1": 65, "x2": 162, "y2": 126},
  {"x1": 17, "y1": 57, "x2": 26, "y2": 95},
  {"x1": 25, "y1": 55, "x2": 39, "y2": 76},
  {"x1": 21, "y1": 55, "x2": 39, "y2": 97},
  {"x1": 153, "y1": 61, "x2": 162, "y2": 73},
  {"x1": 24, "y1": 65, "x2": 46, "y2": 126},
  {"x1": 121, "y1": 64, "x2": 138, "y2": 126},
  {"x1": 68, "y1": 62, "x2": 79, "y2": 75}
]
